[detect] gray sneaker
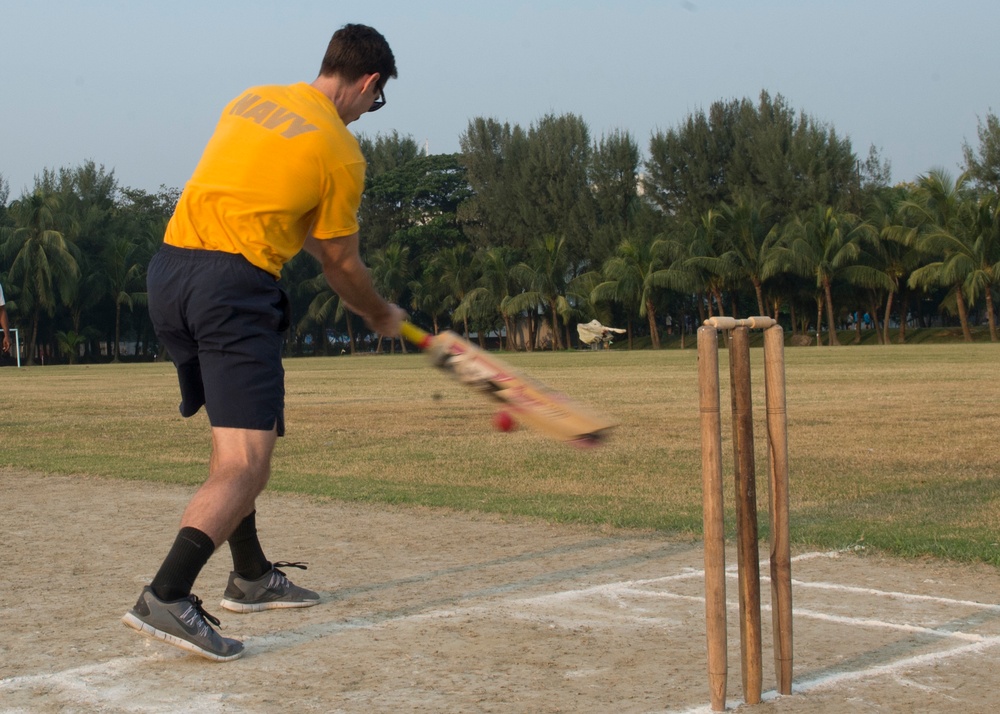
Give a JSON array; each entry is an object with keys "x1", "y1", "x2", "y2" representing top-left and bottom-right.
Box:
[
  {"x1": 122, "y1": 587, "x2": 244, "y2": 662},
  {"x1": 220, "y1": 561, "x2": 320, "y2": 613}
]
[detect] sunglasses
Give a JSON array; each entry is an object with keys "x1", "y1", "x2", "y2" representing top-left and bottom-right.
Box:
[{"x1": 369, "y1": 87, "x2": 386, "y2": 113}]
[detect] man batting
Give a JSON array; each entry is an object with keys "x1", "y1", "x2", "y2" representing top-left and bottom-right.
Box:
[{"x1": 122, "y1": 24, "x2": 405, "y2": 661}]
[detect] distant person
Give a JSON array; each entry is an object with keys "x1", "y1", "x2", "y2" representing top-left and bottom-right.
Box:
[
  {"x1": 0, "y1": 282, "x2": 11, "y2": 354},
  {"x1": 122, "y1": 23, "x2": 404, "y2": 661}
]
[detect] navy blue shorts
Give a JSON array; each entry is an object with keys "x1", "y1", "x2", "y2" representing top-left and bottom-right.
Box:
[{"x1": 147, "y1": 245, "x2": 291, "y2": 435}]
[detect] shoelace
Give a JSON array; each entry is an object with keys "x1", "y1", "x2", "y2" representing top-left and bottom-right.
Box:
[
  {"x1": 271, "y1": 561, "x2": 308, "y2": 576},
  {"x1": 187, "y1": 594, "x2": 222, "y2": 627}
]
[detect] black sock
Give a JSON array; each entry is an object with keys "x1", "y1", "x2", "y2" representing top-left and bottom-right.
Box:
[
  {"x1": 150, "y1": 527, "x2": 216, "y2": 602},
  {"x1": 227, "y1": 511, "x2": 270, "y2": 580}
]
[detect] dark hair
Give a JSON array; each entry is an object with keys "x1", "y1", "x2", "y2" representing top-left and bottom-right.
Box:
[{"x1": 319, "y1": 24, "x2": 397, "y2": 88}]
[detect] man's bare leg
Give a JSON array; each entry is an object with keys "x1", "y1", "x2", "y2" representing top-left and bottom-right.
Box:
[
  {"x1": 180, "y1": 426, "x2": 277, "y2": 546},
  {"x1": 122, "y1": 426, "x2": 276, "y2": 661}
]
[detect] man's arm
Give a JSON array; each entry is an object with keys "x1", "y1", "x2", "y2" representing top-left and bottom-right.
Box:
[
  {"x1": 0, "y1": 307, "x2": 10, "y2": 353},
  {"x1": 302, "y1": 233, "x2": 404, "y2": 337}
]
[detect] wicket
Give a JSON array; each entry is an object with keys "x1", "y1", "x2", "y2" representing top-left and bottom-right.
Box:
[{"x1": 697, "y1": 317, "x2": 793, "y2": 711}]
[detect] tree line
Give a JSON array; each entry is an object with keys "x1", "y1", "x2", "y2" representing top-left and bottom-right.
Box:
[{"x1": 2, "y1": 91, "x2": 999, "y2": 365}]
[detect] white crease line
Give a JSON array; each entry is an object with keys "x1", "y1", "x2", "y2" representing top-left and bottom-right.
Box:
[
  {"x1": 0, "y1": 656, "x2": 151, "y2": 690},
  {"x1": 515, "y1": 549, "x2": 1000, "y2": 617},
  {"x1": 661, "y1": 636, "x2": 1000, "y2": 714},
  {"x1": 795, "y1": 634, "x2": 1000, "y2": 691},
  {"x1": 779, "y1": 578, "x2": 1000, "y2": 611},
  {"x1": 788, "y1": 607, "x2": 988, "y2": 642},
  {"x1": 542, "y1": 588, "x2": 991, "y2": 643},
  {"x1": 510, "y1": 551, "x2": 869, "y2": 605},
  {"x1": 790, "y1": 549, "x2": 857, "y2": 561}
]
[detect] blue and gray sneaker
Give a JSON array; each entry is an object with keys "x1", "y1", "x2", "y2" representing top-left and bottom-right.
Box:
[
  {"x1": 220, "y1": 561, "x2": 320, "y2": 613},
  {"x1": 122, "y1": 587, "x2": 243, "y2": 661}
]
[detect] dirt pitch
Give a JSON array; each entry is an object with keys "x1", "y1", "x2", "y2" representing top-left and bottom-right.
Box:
[{"x1": 2, "y1": 470, "x2": 1000, "y2": 713}]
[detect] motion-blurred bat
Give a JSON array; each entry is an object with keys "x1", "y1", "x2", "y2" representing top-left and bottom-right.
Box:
[{"x1": 401, "y1": 322, "x2": 614, "y2": 447}]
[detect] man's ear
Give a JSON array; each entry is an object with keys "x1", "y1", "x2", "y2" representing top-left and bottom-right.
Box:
[{"x1": 363, "y1": 73, "x2": 381, "y2": 92}]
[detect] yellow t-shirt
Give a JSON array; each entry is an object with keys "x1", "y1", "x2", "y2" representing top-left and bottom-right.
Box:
[{"x1": 164, "y1": 82, "x2": 365, "y2": 277}]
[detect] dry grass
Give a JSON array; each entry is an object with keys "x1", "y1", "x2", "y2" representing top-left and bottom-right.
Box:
[{"x1": 2, "y1": 341, "x2": 999, "y2": 564}]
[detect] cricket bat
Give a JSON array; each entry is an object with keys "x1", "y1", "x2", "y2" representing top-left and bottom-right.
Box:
[{"x1": 400, "y1": 322, "x2": 614, "y2": 446}]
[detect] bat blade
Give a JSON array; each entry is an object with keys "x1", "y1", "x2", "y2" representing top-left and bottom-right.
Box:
[{"x1": 401, "y1": 323, "x2": 614, "y2": 446}]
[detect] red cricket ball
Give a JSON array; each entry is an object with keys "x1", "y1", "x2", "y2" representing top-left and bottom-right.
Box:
[{"x1": 492, "y1": 410, "x2": 516, "y2": 432}]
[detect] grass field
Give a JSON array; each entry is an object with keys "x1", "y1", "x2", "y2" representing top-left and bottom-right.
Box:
[{"x1": 3, "y1": 339, "x2": 999, "y2": 566}]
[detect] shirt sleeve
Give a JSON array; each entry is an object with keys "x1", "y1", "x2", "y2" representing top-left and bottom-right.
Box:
[{"x1": 310, "y1": 159, "x2": 366, "y2": 239}]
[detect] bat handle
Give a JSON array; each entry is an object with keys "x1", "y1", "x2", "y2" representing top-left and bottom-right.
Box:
[{"x1": 401, "y1": 321, "x2": 433, "y2": 350}]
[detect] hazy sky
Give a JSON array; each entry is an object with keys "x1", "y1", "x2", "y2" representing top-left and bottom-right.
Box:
[{"x1": 2, "y1": 0, "x2": 997, "y2": 198}]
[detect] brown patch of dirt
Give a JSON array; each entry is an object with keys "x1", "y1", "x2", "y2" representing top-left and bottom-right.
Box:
[{"x1": 2, "y1": 470, "x2": 999, "y2": 713}]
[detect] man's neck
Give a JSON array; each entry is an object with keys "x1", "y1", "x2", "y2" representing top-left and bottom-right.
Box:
[{"x1": 310, "y1": 75, "x2": 351, "y2": 124}]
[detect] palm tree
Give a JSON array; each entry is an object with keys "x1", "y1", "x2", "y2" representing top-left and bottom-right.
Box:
[
  {"x1": 103, "y1": 234, "x2": 146, "y2": 362},
  {"x1": 0, "y1": 191, "x2": 79, "y2": 364},
  {"x1": 779, "y1": 205, "x2": 888, "y2": 345},
  {"x1": 508, "y1": 234, "x2": 570, "y2": 350},
  {"x1": 974, "y1": 193, "x2": 1000, "y2": 341},
  {"x1": 682, "y1": 208, "x2": 731, "y2": 318},
  {"x1": 717, "y1": 195, "x2": 785, "y2": 316},
  {"x1": 409, "y1": 261, "x2": 453, "y2": 337},
  {"x1": 455, "y1": 246, "x2": 519, "y2": 349},
  {"x1": 903, "y1": 172, "x2": 1000, "y2": 342},
  {"x1": 869, "y1": 188, "x2": 924, "y2": 343},
  {"x1": 369, "y1": 243, "x2": 412, "y2": 353},
  {"x1": 55, "y1": 329, "x2": 90, "y2": 365},
  {"x1": 296, "y1": 271, "x2": 356, "y2": 355},
  {"x1": 591, "y1": 233, "x2": 693, "y2": 349},
  {"x1": 432, "y1": 244, "x2": 476, "y2": 340},
  {"x1": 589, "y1": 259, "x2": 638, "y2": 349}
]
